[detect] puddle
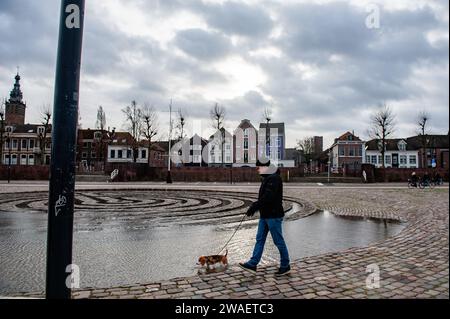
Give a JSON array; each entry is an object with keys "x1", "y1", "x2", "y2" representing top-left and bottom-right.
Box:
[{"x1": 0, "y1": 207, "x2": 405, "y2": 295}]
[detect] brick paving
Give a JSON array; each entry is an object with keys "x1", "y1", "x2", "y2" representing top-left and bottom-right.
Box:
[{"x1": 4, "y1": 184, "x2": 449, "y2": 299}]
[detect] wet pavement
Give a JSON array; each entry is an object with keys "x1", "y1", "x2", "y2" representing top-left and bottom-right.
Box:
[
  {"x1": 0, "y1": 190, "x2": 403, "y2": 294},
  {"x1": 1, "y1": 185, "x2": 447, "y2": 299}
]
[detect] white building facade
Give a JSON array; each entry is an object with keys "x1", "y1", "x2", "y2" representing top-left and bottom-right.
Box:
[{"x1": 364, "y1": 139, "x2": 419, "y2": 168}]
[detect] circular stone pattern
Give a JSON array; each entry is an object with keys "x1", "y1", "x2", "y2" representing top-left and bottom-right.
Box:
[{"x1": 0, "y1": 190, "x2": 303, "y2": 231}]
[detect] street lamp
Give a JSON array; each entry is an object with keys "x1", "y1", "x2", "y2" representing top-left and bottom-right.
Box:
[
  {"x1": 166, "y1": 100, "x2": 173, "y2": 184},
  {"x1": 5, "y1": 127, "x2": 15, "y2": 184},
  {"x1": 327, "y1": 150, "x2": 331, "y2": 184}
]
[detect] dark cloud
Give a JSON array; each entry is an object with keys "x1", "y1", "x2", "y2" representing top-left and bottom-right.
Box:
[
  {"x1": 191, "y1": 1, "x2": 273, "y2": 38},
  {"x1": 0, "y1": 0, "x2": 448, "y2": 148},
  {"x1": 174, "y1": 28, "x2": 232, "y2": 61}
]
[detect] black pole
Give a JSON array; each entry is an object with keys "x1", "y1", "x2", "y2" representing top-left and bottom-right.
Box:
[{"x1": 46, "y1": 0, "x2": 85, "y2": 299}]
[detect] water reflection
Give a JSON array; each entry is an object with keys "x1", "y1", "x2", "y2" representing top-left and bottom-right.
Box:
[{"x1": 0, "y1": 209, "x2": 404, "y2": 294}]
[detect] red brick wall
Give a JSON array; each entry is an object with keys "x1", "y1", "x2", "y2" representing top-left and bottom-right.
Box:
[
  {"x1": 372, "y1": 167, "x2": 448, "y2": 183},
  {"x1": 0, "y1": 165, "x2": 49, "y2": 180},
  {"x1": 106, "y1": 165, "x2": 305, "y2": 183}
]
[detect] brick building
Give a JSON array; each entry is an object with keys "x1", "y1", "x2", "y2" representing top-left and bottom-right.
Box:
[
  {"x1": 329, "y1": 131, "x2": 364, "y2": 173},
  {"x1": 406, "y1": 134, "x2": 449, "y2": 170}
]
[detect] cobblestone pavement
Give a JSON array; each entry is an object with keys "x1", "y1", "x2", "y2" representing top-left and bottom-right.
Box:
[{"x1": 5, "y1": 184, "x2": 449, "y2": 299}]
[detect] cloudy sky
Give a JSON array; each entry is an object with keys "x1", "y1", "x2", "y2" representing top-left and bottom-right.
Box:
[{"x1": 0, "y1": 0, "x2": 448, "y2": 148}]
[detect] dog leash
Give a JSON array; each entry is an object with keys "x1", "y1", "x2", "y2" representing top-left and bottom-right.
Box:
[
  {"x1": 216, "y1": 213, "x2": 247, "y2": 255},
  {"x1": 216, "y1": 207, "x2": 292, "y2": 255}
]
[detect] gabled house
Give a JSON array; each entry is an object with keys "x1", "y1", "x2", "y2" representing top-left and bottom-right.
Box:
[
  {"x1": 364, "y1": 138, "x2": 419, "y2": 168},
  {"x1": 258, "y1": 122, "x2": 286, "y2": 162},
  {"x1": 207, "y1": 128, "x2": 233, "y2": 167},
  {"x1": 329, "y1": 131, "x2": 364, "y2": 173},
  {"x1": 233, "y1": 119, "x2": 258, "y2": 167}
]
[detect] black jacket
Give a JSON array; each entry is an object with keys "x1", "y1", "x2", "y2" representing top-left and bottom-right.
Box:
[{"x1": 247, "y1": 171, "x2": 284, "y2": 219}]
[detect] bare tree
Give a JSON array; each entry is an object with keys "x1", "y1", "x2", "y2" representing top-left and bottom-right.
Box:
[
  {"x1": 296, "y1": 137, "x2": 315, "y2": 163},
  {"x1": 122, "y1": 100, "x2": 142, "y2": 163},
  {"x1": 417, "y1": 111, "x2": 430, "y2": 168},
  {"x1": 96, "y1": 106, "x2": 107, "y2": 131},
  {"x1": 141, "y1": 104, "x2": 159, "y2": 166},
  {"x1": 0, "y1": 100, "x2": 5, "y2": 165},
  {"x1": 38, "y1": 105, "x2": 52, "y2": 165},
  {"x1": 176, "y1": 109, "x2": 187, "y2": 141},
  {"x1": 210, "y1": 103, "x2": 226, "y2": 167},
  {"x1": 369, "y1": 105, "x2": 396, "y2": 168}
]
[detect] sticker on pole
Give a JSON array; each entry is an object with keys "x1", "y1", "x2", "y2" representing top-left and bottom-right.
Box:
[{"x1": 65, "y1": 4, "x2": 81, "y2": 29}]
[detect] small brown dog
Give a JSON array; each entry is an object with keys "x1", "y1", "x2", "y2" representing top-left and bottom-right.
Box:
[{"x1": 197, "y1": 249, "x2": 228, "y2": 273}]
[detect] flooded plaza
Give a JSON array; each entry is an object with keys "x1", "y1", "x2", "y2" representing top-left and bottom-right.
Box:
[{"x1": 0, "y1": 189, "x2": 404, "y2": 294}]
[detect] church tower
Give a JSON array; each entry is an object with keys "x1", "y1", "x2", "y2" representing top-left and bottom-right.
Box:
[{"x1": 5, "y1": 72, "x2": 26, "y2": 126}]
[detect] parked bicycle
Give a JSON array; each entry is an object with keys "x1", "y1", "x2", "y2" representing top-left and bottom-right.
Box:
[{"x1": 418, "y1": 178, "x2": 435, "y2": 189}]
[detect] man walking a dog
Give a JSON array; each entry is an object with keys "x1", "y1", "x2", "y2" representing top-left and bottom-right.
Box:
[{"x1": 239, "y1": 160, "x2": 291, "y2": 276}]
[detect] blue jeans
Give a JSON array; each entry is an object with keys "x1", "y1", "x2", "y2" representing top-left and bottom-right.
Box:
[{"x1": 247, "y1": 218, "x2": 290, "y2": 268}]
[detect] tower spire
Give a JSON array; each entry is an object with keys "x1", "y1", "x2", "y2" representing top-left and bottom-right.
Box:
[{"x1": 5, "y1": 72, "x2": 26, "y2": 125}]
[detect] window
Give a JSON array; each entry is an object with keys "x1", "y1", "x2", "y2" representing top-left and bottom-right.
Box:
[
  {"x1": 244, "y1": 139, "x2": 249, "y2": 149},
  {"x1": 37, "y1": 127, "x2": 45, "y2": 135},
  {"x1": 21, "y1": 140, "x2": 28, "y2": 149},
  {"x1": 91, "y1": 152, "x2": 96, "y2": 158},
  {"x1": 348, "y1": 135, "x2": 353, "y2": 141},
  {"x1": 277, "y1": 150, "x2": 282, "y2": 160},
  {"x1": 12, "y1": 139, "x2": 18, "y2": 149},
  {"x1": 339, "y1": 146, "x2": 345, "y2": 156},
  {"x1": 409, "y1": 155, "x2": 417, "y2": 165},
  {"x1": 11, "y1": 154, "x2": 17, "y2": 165},
  {"x1": 118, "y1": 150, "x2": 123, "y2": 159},
  {"x1": 82, "y1": 152, "x2": 87, "y2": 159},
  {"x1": 28, "y1": 155, "x2": 35, "y2": 165},
  {"x1": 21, "y1": 154, "x2": 27, "y2": 165},
  {"x1": 400, "y1": 155, "x2": 407, "y2": 165},
  {"x1": 378, "y1": 155, "x2": 382, "y2": 164},
  {"x1": 371, "y1": 155, "x2": 377, "y2": 164},
  {"x1": 277, "y1": 137, "x2": 282, "y2": 147},
  {"x1": 94, "y1": 132, "x2": 102, "y2": 140},
  {"x1": 29, "y1": 139, "x2": 35, "y2": 149},
  {"x1": 244, "y1": 129, "x2": 249, "y2": 137},
  {"x1": 226, "y1": 144, "x2": 231, "y2": 150},
  {"x1": 110, "y1": 150, "x2": 116, "y2": 159},
  {"x1": 226, "y1": 156, "x2": 231, "y2": 162},
  {"x1": 141, "y1": 150, "x2": 147, "y2": 159},
  {"x1": 127, "y1": 150, "x2": 132, "y2": 159},
  {"x1": 398, "y1": 142, "x2": 406, "y2": 151},
  {"x1": 349, "y1": 148, "x2": 355, "y2": 156},
  {"x1": 366, "y1": 155, "x2": 370, "y2": 163},
  {"x1": 385, "y1": 155, "x2": 392, "y2": 165}
]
